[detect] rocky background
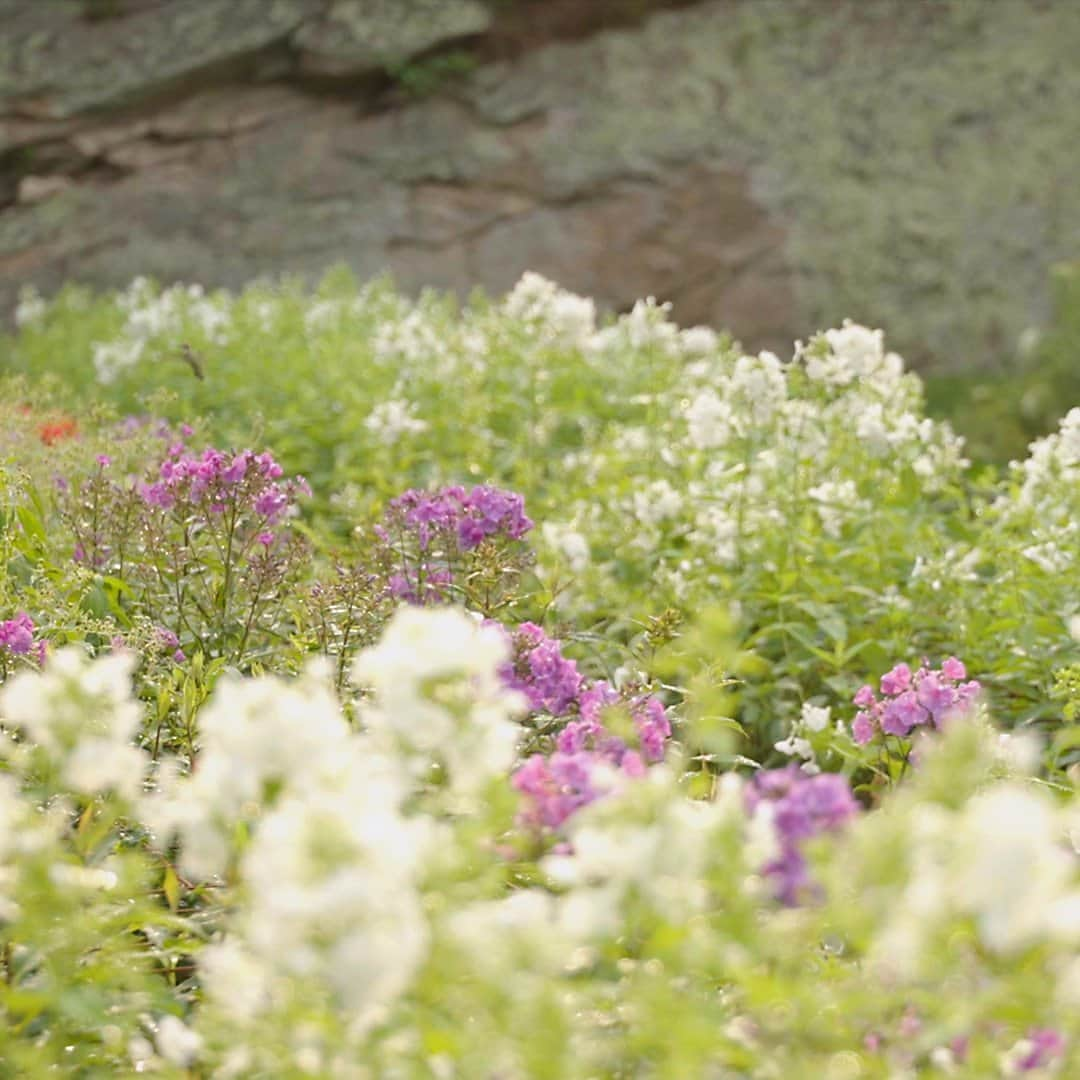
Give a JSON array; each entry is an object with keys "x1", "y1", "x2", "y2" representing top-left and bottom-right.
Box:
[{"x1": 2, "y1": 0, "x2": 1078, "y2": 370}]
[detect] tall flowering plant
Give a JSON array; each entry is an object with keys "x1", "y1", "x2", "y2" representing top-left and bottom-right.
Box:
[
  {"x1": 56, "y1": 440, "x2": 311, "y2": 666},
  {"x1": 502, "y1": 621, "x2": 675, "y2": 836},
  {"x1": 374, "y1": 484, "x2": 535, "y2": 615},
  {"x1": 851, "y1": 656, "x2": 982, "y2": 784}
]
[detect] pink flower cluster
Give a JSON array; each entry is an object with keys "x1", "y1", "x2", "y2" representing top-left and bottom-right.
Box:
[
  {"x1": 745, "y1": 765, "x2": 860, "y2": 905},
  {"x1": 138, "y1": 446, "x2": 308, "y2": 528},
  {"x1": 852, "y1": 657, "x2": 981, "y2": 745},
  {"x1": 0, "y1": 613, "x2": 46, "y2": 665},
  {"x1": 508, "y1": 623, "x2": 672, "y2": 831}
]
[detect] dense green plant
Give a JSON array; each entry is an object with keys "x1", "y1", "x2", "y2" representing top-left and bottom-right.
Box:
[{"x1": 2, "y1": 272, "x2": 1080, "y2": 1075}]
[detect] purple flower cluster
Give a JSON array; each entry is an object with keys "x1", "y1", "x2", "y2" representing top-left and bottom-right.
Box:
[
  {"x1": 500, "y1": 622, "x2": 583, "y2": 716},
  {"x1": 745, "y1": 765, "x2": 860, "y2": 905},
  {"x1": 852, "y1": 657, "x2": 981, "y2": 745},
  {"x1": 384, "y1": 485, "x2": 533, "y2": 553},
  {"x1": 507, "y1": 623, "x2": 673, "y2": 831},
  {"x1": 137, "y1": 446, "x2": 308, "y2": 527},
  {"x1": 378, "y1": 484, "x2": 534, "y2": 604},
  {"x1": 0, "y1": 613, "x2": 46, "y2": 665},
  {"x1": 155, "y1": 626, "x2": 186, "y2": 664},
  {"x1": 1011, "y1": 1029, "x2": 1066, "y2": 1073}
]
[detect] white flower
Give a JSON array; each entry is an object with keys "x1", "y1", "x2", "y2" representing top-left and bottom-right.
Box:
[
  {"x1": 352, "y1": 605, "x2": 509, "y2": 691},
  {"x1": 199, "y1": 940, "x2": 272, "y2": 1021},
  {"x1": 679, "y1": 325, "x2": 719, "y2": 356},
  {"x1": 364, "y1": 398, "x2": 428, "y2": 444},
  {"x1": 0, "y1": 647, "x2": 146, "y2": 798},
  {"x1": 724, "y1": 352, "x2": 787, "y2": 424},
  {"x1": 155, "y1": 1015, "x2": 202, "y2": 1066},
  {"x1": 824, "y1": 320, "x2": 885, "y2": 374},
  {"x1": 685, "y1": 388, "x2": 735, "y2": 449},
  {"x1": 1022, "y1": 541, "x2": 1072, "y2": 574},
  {"x1": 503, "y1": 272, "x2": 596, "y2": 347},
  {"x1": 144, "y1": 664, "x2": 381, "y2": 880},
  {"x1": 92, "y1": 338, "x2": 144, "y2": 384},
  {"x1": 448, "y1": 890, "x2": 572, "y2": 975},
  {"x1": 632, "y1": 479, "x2": 683, "y2": 527},
  {"x1": 352, "y1": 606, "x2": 523, "y2": 796},
  {"x1": 800, "y1": 702, "x2": 831, "y2": 732},
  {"x1": 14, "y1": 285, "x2": 46, "y2": 328},
  {"x1": 541, "y1": 522, "x2": 590, "y2": 573},
  {"x1": 774, "y1": 735, "x2": 813, "y2": 761},
  {"x1": 807, "y1": 479, "x2": 864, "y2": 538},
  {"x1": 239, "y1": 785, "x2": 430, "y2": 1017},
  {"x1": 953, "y1": 785, "x2": 1080, "y2": 953}
]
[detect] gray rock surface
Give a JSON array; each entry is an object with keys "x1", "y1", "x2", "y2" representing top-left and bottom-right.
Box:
[{"x1": 2, "y1": 0, "x2": 1079, "y2": 369}]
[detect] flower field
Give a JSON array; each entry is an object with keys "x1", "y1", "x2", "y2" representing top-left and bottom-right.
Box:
[{"x1": 0, "y1": 271, "x2": 1079, "y2": 1077}]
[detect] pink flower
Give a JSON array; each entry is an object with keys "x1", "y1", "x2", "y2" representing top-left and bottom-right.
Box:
[
  {"x1": 852, "y1": 712, "x2": 876, "y2": 745},
  {"x1": 941, "y1": 656, "x2": 966, "y2": 681},
  {"x1": 880, "y1": 663, "x2": 911, "y2": 696}
]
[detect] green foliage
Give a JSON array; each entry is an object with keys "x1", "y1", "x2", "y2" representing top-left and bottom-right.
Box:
[
  {"x1": 926, "y1": 260, "x2": 1080, "y2": 466},
  {"x1": 2, "y1": 272, "x2": 1080, "y2": 1075}
]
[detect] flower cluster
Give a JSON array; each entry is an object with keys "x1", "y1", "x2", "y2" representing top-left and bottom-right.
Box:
[
  {"x1": 0, "y1": 646, "x2": 145, "y2": 799},
  {"x1": 0, "y1": 613, "x2": 46, "y2": 667},
  {"x1": 1002, "y1": 1028, "x2": 1067, "y2": 1075},
  {"x1": 351, "y1": 606, "x2": 525, "y2": 798},
  {"x1": 499, "y1": 621, "x2": 583, "y2": 716},
  {"x1": 508, "y1": 622, "x2": 673, "y2": 831},
  {"x1": 143, "y1": 656, "x2": 431, "y2": 1030},
  {"x1": 852, "y1": 657, "x2": 981, "y2": 745},
  {"x1": 377, "y1": 484, "x2": 534, "y2": 607},
  {"x1": 55, "y1": 440, "x2": 312, "y2": 666},
  {"x1": 38, "y1": 414, "x2": 79, "y2": 446},
  {"x1": 91, "y1": 278, "x2": 231, "y2": 384},
  {"x1": 138, "y1": 446, "x2": 308, "y2": 530},
  {"x1": 745, "y1": 766, "x2": 860, "y2": 904},
  {"x1": 384, "y1": 484, "x2": 533, "y2": 553}
]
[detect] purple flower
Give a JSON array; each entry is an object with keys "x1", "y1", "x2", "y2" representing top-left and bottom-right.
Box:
[
  {"x1": 851, "y1": 656, "x2": 981, "y2": 746},
  {"x1": 0, "y1": 613, "x2": 45, "y2": 665},
  {"x1": 881, "y1": 690, "x2": 926, "y2": 737},
  {"x1": 501, "y1": 622, "x2": 583, "y2": 716},
  {"x1": 634, "y1": 694, "x2": 672, "y2": 762},
  {"x1": 138, "y1": 481, "x2": 176, "y2": 511},
  {"x1": 579, "y1": 680, "x2": 621, "y2": 723},
  {"x1": 746, "y1": 766, "x2": 859, "y2": 905},
  {"x1": 513, "y1": 751, "x2": 604, "y2": 830},
  {"x1": 0, "y1": 613, "x2": 35, "y2": 656},
  {"x1": 254, "y1": 489, "x2": 288, "y2": 522},
  {"x1": 385, "y1": 484, "x2": 534, "y2": 554},
  {"x1": 221, "y1": 452, "x2": 249, "y2": 485},
  {"x1": 507, "y1": 630, "x2": 675, "y2": 833},
  {"x1": 854, "y1": 684, "x2": 876, "y2": 708},
  {"x1": 1015, "y1": 1028, "x2": 1065, "y2": 1072},
  {"x1": 852, "y1": 711, "x2": 876, "y2": 745}
]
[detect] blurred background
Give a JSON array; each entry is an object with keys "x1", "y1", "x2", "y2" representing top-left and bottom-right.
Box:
[{"x1": 2, "y1": 0, "x2": 1078, "y2": 462}]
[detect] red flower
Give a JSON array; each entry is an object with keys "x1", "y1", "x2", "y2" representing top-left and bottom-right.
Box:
[{"x1": 38, "y1": 416, "x2": 79, "y2": 445}]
